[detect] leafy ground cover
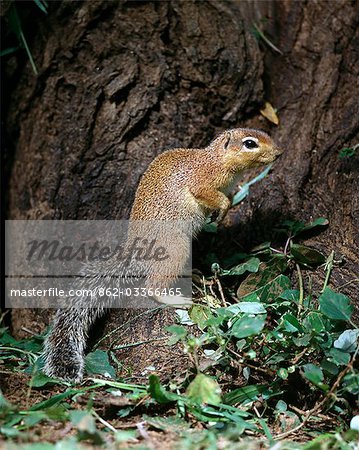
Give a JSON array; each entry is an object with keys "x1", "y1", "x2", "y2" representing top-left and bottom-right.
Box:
[{"x1": 1, "y1": 216, "x2": 358, "y2": 449}]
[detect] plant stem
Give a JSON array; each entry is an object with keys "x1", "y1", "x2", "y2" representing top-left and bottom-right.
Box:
[
  {"x1": 284, "y1": 236, "x2": 292, "y2": 256},
  {"x1": 296, "y1": 263, "x2": 304, "y2": 316},
  {"x1": 112, "y1": 336, "x2": 167, "y2": 350},
  {"x1": 274, "y1": 345, "x2": 359, "y2": 440},
  {"x1": 215, "y1": 276, "x2": 227, "y2": 307},
  {"x1": 19, "y1": 29, "x2": 38, "y2": 75},
  {"x1": 338, "y1": 278, "x2": 359, "y2": 291},
  {"x1": 253, "y1": 24, "x2": 283, "y2": 55},
  {"x1": 93, "y1": 410, "x2": 118, "y2": 433},
  {"x1": 321, "y1": 250, "x2": 334, "y2": 293}
]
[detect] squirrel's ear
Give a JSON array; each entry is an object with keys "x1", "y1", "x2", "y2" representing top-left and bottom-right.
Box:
[{"x1": 223, "y1": 132, "x2": 231, "y2": 150}]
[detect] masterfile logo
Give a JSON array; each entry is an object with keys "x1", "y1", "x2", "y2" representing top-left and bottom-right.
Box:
[{"x1": 5, "y1": 220, "x2": 192, "y2": 308}]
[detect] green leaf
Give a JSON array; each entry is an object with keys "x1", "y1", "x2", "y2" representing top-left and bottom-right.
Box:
[
  {"x1": 30, "y1": 390, "x2": 78, "y2": 411},
  {"x1": 293, "y1": 334, "x2": 311, "y2": 347},
  {"x1": 222, "y1": 257, "x2": 260, "y2": 276},
  {"x1": 334, "y1": 329, "x2": 359, "y2": 352},
  {"x1": 303, "y1": 312, "x2": 328, "y2": 333},
  {"x1": 175, "y1": 309, "x2": 194, "y2": 325},
  {"x1": 70, "y1": 410, "x2": 96, "y2": 432},
  {"x1": 227, "y1": 302, "x2": 266, "y2": 315},
  {"x1": 165, "y1": 324, "x2": 187, "y2": 345},
  {"x1": 280, "y1": 217, "x2": 328, "y2": 237},
  {"x1": 188, "y1": 403, "x2": 252, "y2": 427},
  {"x1": 240, "y1": 275, "x2": 291, "y2": 303},
  {"x1": 290, "y1": 244, "x2": 326, "y2": 267},
  {"x1": 320, "y1": 359, "x2": 339, "y2": 376},
  {"x1": 29, "y1": 372, "x2": 59, "y2": 387},
  {"x1": 339, "y1": 147, "x2": 356, "y2": 158},
  {"x1": 327, "y1": 348, "x2": 351, "y2": 366},
  {"x1": 7, "y1": 5, "x2": 38, "y2": 74},
  {"x1": 276, "y1": 400, "x2": 288, "y2": 412},
  {"x1": 342, "y1": 373, "x2": 359, "y2": 395},
  {"x1": 222, "y1": 252, "x2": 250, "y2": 268},
  {"x1": 0, "y1": 391, "x2": 14, "y2": 416},
  {"x1": 251, "y1": 241, "x2": 271, "y2": 253},
  {"x1": 186, "y1": 374, "x2": 221, "y2": 405},
  {"x1": 279, "y1": 289, "x2": 300, "y2": 302},
  {"x1": 148, "y1": 375, "x2": 179, "y2": 404},
  {"x1": 280, "y1": 219, "x2": 305, "y2": 235},
  {"x1": 0, "y1": 426, "x2": 22, "y2": 438},
  {"x1": 88, "y1": 378, "x2": 146, "y2": 392},
  {"x1": 0, "y1": 46, "x2": 20, "y2": 57},
  {"x1": 302, "y1": 364, "x2": 328, "y2": 391},
  {"x1": 69, "y1": 410, "x2": 103, "y2": 445},
  {"x1": 281, "y1": 313, "x2": 303, "y2": 333},
  {"x1": 319, "y1": 288, "x2": 353, "y2": 321},
  {"x1": 223, "y1": 384, "x2": 267, "y2": 405},
  {"x1": 230, "y1": 314, "x2": 266, "y2": 339},
  {"x1": 232, "y1": 165, "x2": 272, "y2": 206},
  {"x1": 299, "y1": 217, "x2": 329, "y2": 235},
  {"x1": 202, "y1": 222, "x2": 218, "y2": 233},
  {"x1": 278, "y1": 368, "x2": 288, "y2": 380},
  {"x1": 22, "y1": 411, "x2": 49, "y2": 428},
  {"x1": 7, "y1": 5, "x2": 22, "y2": 39},
  {"x1": 238, "y1": 255, "x2": 288, "y2": 299},
  {"x1": 85, "y1": 350, "x2": 116, "y2": 378},
  {"x1": 33, "y1": 0, "x2": 48, "y2": 14},
  {"x1": 189, "y1": 305, "x2": 213, "y2": 330}
]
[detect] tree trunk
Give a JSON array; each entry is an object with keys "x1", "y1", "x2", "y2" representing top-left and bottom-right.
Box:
[
  {"x1": 230, "y1": 0, "x2": 359, "y2": 300},
  {"x1": 4, "y1": 0, "x2": 358, "y2": 374}
]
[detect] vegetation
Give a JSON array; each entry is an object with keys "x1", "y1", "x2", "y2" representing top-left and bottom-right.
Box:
[
  {"x1": 1, "y1": 0, "x2": 48, "y2": 74},
  {"x1": 2, "y1": 0, "x2": 358, "y2": 448},
  {"x1": 1, "y1": 213, "x2": 358, "y2": 449}
]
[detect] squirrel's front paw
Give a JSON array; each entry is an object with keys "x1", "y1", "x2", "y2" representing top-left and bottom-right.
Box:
[{"x1": 43, "y1": 344, "x2": 84, "y2": 383}]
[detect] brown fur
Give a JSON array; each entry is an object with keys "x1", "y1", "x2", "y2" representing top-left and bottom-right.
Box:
[
  {"x1": 43, "y1": 128, "x2": 282, "y2": 382},
  {"x1": 131, "y1": 128, "x2": 282, "y2": 228}
]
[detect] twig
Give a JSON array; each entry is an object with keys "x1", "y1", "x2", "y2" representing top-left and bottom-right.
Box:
[
  {"x1": 21, "y1": 327, "x2": 37, "y2": 336},
  {"x1": 215, "y1": 276, "x2": 227, "y2": 307},
  {"x1": 289, "y1": 405, "x2": 306, "y2": 415},
  {"x1": 93, "y1": 410, "x2": 118, "y2": 433},
  {"x1": 253, "y1": 406, "x2": 262, "y2": 418},
  {"x1": 209, "y1": 282, "x2": 216, "y2": 299},
  {"x1": 112, "y1": 336, "x2": 167, "y2": 350},
  {"x1": 274, "y1": 346, "x2": 359, "y2": 440},
  {"x1": 283, "y1": 236, "x2": 292, "y2": 256},
  {"x1": 227, "y1": 348, "x2": 275, "y2": 377},
  {"x1": 337, "y1": 278, "x2": 359, "y2": 291},
  {"x1": 93, "y1": 305, "x2": 166, "y2": 349},
  {"x1": 291, "y1": 347, "x2": 309, "y2": 365},
  {"x1": 270, "y1": 247, "x2": 283, "y2": 254}
]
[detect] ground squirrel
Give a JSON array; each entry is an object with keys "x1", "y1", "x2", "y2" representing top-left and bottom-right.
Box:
[{"x1": 43, "y1": 128, "x2": 282, "y2": 382}]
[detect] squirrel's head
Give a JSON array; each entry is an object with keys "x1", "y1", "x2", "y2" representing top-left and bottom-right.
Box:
[{"x1": 213, "y1": 128, "x2": 283, "y2": 171}]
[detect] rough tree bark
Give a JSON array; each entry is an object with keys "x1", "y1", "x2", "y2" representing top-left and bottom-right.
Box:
[{"x1": 4, "y1": 0, "x2": 358, "y2": 375}]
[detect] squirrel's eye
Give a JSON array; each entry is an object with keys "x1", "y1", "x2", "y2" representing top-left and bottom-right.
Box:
[{"x1": 243, "y1": 139, "x2": 259, "y2": 149}]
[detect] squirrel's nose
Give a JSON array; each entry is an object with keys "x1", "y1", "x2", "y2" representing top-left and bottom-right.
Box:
[{"x1": 275, "y1": 146, "x2": 284, "y2": 157}]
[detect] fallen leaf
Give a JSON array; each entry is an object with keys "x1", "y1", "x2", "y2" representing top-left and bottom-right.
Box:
[{"x1": 260, "y1": 101, "x2": 279, "y2": 125}]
